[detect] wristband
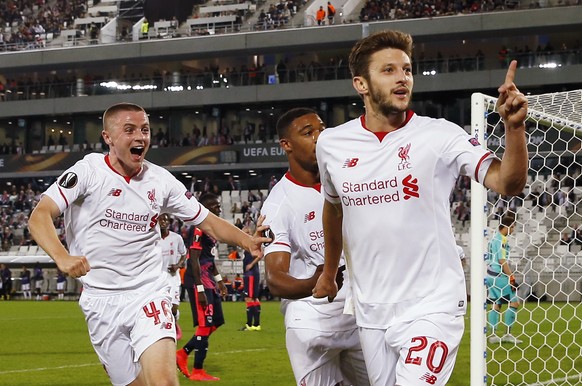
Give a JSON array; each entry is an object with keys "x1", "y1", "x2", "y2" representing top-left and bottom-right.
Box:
[
  {"x1": 196, "y1": 285, "x2": 204, "y2": 292},
  {"x1": 214, "y1": 274, "x2": 223, "y2": 282}
]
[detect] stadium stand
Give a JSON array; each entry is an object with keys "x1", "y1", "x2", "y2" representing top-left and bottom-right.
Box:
[{"x1": 1, "y1": 0, "x2": 578, "y2": 51}]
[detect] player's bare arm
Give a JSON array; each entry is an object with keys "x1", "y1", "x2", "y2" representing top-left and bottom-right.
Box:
[
  {"x1": 197, "y1": 214, "x2": 271, "y2": 259},
  {"x1": 484, "y1": 60, "x2": 528, "y2": 196},
  {"x1": 265, "y1": 251, "x2": 323, "y2": 299},
  {"x1": 189, "y1": 247, "x2": 207, "y2": 307},
  {"x1": 29, "y1": 196, "x2": 90, "y2": 279},
  {"x1": 168, "y1": 252, "x2": 187, "y2": 274},
  {"x1": 312, "y1": 200, "x2": 343, "y2": 301},
  {"x1": 175, "y1": 253, "x2": 188, "y2": 271}
]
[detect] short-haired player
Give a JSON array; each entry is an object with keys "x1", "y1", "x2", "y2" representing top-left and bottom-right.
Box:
[{"x1": 262, "y1": 108, "x2": 370, "y2": 386}]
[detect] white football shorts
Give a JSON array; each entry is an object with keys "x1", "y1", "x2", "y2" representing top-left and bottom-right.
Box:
[
  {"x1": 286, "y1": 327, "x2": 369, "y2": 386},
  {"x1": 359, "y1": 313, "x2": 464, "y2": 386},
  {"x1": 79, "y1": 278, "x2": 175, "y2": 386}
]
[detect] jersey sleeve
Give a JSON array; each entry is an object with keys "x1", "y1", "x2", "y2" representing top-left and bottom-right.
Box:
[
  {"x1": 177, "y1": 233, "x2": 187, "y2": 256},
  {"x1": 190, "y1": 227, "x2": 203, "y2": 251},
  {"x1": 440, "y1": 122, "x2": 496, "y2": 184},
  {"x1": 261, "y1": 199, "x2": 292, "y2": 256},
  {"x1": 161, "y1": 174, "x2": 209, "y2": 226},
  {"x1": 42, "y1": 159, "x2": 93, "y2": 213},
  {"x1": 316, "y1": 136, "x2": 341, "y2": 204}
]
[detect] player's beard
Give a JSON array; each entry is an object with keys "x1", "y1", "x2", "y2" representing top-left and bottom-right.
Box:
[{"x1": 369, "y1": 80, "x2": 411, "y2": 117}]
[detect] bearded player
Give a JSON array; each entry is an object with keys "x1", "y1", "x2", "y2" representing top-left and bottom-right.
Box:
[{"x1": 313, "y1": 30, "x2": 527, "y2": 385}]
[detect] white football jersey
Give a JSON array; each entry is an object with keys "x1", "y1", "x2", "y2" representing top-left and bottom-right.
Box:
[
  {"x1": 262, "y1": 172, "x2": 357, "y2": 331},
  {"x1": 160, "y1": 230, "x2": 187, "y2": 287},
  {"x1": 43, "y1": 153, "x2": 208, "y2": 292},
  {"x1": 316, "y1": 113, "x2": 494, "y2": 328}
]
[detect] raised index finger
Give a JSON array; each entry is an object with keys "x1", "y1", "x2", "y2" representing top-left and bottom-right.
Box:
[{"x1": 504, "y1": 60, "x2": 517, "y2": 85}]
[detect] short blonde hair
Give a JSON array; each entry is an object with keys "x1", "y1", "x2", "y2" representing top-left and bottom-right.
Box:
[{"x1": 102, "y1": 103, "x2": 145, "y2": 131}]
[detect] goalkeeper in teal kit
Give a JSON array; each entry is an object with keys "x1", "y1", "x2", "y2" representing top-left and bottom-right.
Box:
[{"x1": 486, "y1": 212, "x2": 522, "y2": 344}]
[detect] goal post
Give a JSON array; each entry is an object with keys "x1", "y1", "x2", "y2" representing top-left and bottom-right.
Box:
[{"x1": 470, "y1": 90, "x2": 582, "y2": 386}]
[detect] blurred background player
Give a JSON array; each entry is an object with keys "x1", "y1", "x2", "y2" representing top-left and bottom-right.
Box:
[
  {"x1": 0, "y1": 263, "x2": 11, "y2": 300},
  {"x1": 240, "y1": 226, "x2": 263, "y2": 331},
  {"x1": 159, "y1": 213, "x2": 188, "y2": 340},
  {"x1": 33, "y1": 262, "x2": 43, "y2": 300},
  {"x1": 56, "y1": 269, "x2": 67, "y2": 300},
  {"x1": 20, "y1": 265, "x2": 31, "y2": 300},
  {"x1": 177, "y1": 193, "x2": 229, "y2": 381},
  {"x1": 486, "y1": 212, "x2": 522, "y2": 344},
  {"x1": 262, "y1": 108, "x2": 369, "y2": 386}
]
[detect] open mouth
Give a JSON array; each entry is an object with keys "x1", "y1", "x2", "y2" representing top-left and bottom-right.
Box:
[{"x1": 130, "y1": 146, "x2": 145, "y2": 156}]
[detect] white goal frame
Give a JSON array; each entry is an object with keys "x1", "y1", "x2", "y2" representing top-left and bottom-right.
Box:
[{"x1": 470, "y1": 90, "x2": 582, "y2": 386}]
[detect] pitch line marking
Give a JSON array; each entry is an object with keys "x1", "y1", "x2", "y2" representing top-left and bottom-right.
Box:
[
  {"x1": 0, "y1": 363, "x2": 99, "y2": 374},
  {"x1": 526, "y1": 373, "x2": 582, "y2": 385},
  {"x1": 0, "y1": 348, "x2": 269, "y2": 375}
]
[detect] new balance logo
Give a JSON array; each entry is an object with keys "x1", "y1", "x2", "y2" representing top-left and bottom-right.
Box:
[
  {"x1": 420, "y1": 373, "x2": 438, "y2": 384},
  {"x1": 108, "y1": 188, "x2": 122, "y2": 197},
  {"x1": 304, "y1": 211, "x2": 315, "y2": 223},
  {"x1": 342, "y1": 158, "x2": 359, "y2": 168}
]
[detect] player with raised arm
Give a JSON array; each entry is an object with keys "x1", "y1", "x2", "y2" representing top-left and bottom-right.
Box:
[
  {"x1": 312, "y1": 30, "x2": 528, "y2": 386},
  {"x1": 29, "y1": 102, "x2": 270, "y2": 386},
  {"x1": 262, "y1": 108, "x2": 369, "y2": 386},
  {"x1": 486, "y1": 212, "x2": 522, "y2": 344},
  {"x1": 159, "y1": 213, "x2": 188, "y2": 340}
]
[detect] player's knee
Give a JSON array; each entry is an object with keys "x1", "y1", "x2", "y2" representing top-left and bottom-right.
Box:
[
  {"x1": 147, "y1": 372, "x2": 178, "y2": 386},
  {"x1": 147, "y1": 374, "x2": 178, "y2": 386}
]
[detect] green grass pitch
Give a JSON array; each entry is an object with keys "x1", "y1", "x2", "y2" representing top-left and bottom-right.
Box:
[{"x1": 0, "y1": 300, "x2": 580, "y2": 385}]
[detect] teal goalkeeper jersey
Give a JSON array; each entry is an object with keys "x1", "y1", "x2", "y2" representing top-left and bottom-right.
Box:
[{"x1": 487, "y1": 232, "x2": 510, "y2": 275}]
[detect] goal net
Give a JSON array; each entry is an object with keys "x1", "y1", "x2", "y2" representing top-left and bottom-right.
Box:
[{"x1": 470, "y1": 90, "x2": 582, "y2": 386}]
